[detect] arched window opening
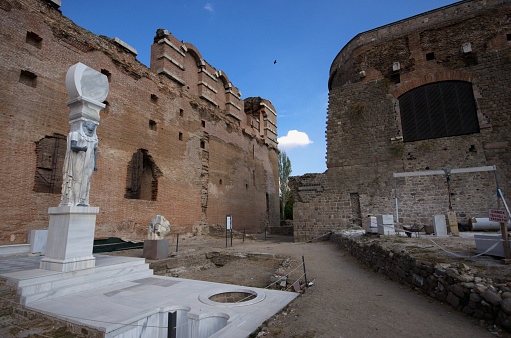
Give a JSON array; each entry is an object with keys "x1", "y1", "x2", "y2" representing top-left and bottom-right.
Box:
[
  {"x1": 399, "y1": 81, "x2": 479, "y2": 142},
  {"x1": 125, "y1": 149, "x2": 162, "y2": 201}
]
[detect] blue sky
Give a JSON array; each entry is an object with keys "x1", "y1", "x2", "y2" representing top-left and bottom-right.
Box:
[{"x1": 62, "y1": 0, "x2": 457, "y2": 176}]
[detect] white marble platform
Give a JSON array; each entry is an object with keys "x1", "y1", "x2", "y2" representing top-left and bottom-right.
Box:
[
  {"x1": 0, "y1": 254, "x2": 298, "y2": 337},
  {"x1": 40, "y1": 206, "x2": 99, "y2": 272}
]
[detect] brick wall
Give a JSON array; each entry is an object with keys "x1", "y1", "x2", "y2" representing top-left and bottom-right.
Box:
[
  {"x1": 0, "y1": 0, "x2": 279, "y2": 244},
  {"x1": 292, "y1": 0, "x2": 511, "y2": 241}
]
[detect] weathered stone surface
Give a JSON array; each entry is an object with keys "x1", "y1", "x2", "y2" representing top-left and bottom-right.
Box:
[
  {"x1": 458, "y1": 274, "x2": 475, "y2": 283},
  {"x1": 446, "y1": 292, "x2": 460, "y2": 308},
  {"x1": 481, "y1": 291, "x2": 502, "y2": 306},
  {"x1": 412, "y1": 274, "x2": 424, "y2": 287},
  {"x1": 502, "y1": 292, "x2": 511, "y2": 299},
  {"x1": 502, "y1": 298, "x2": 511, "y2": 315},
  {"x1": 470, "y1": 292, "x2": 483, "y2": 303},
  {"x1": 452, "y1": 284, "x2": 466, "y2": 298},
  {"x1": 474, "y1": 284, "x2": 488, "y2": 294}
]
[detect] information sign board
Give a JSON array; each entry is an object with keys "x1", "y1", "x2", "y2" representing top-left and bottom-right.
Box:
[{"x1": 489, "y1": 209, "x2": 508, "y2": 223}]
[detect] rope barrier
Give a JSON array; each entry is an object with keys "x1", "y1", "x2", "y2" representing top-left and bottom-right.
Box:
[
  {"x1": 427, "y1": 237, "x2": 500, "y2": 259},
  {"x1": 234, "y1": 261, "x2": 305, "y2": 304},
  {"x1": 369, "y1": 225, "x2": 511, "y2": 242}
]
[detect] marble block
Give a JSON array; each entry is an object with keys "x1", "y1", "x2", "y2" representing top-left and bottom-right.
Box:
[
  {"x1": 143, "y1": 239, "x2": 169, "y2": 260},
  {"x1": 377, "y1": 224, "x2": 396, "y2": 236},
  {"x1": 29, "y1": 230, "x2": 48, "y2": 254},
  {"x1": 376, "y1": 215, "x2": 394, "y2": 225},
  {"x1": 365, "y1": 216, "x2": 378, "y2": 233},
  {"x1": 40, "y1": 206, "x2": 98, "y2": 272},
  {"x1": 432, "y1": 215, "x2": 448, "y2": 236}
]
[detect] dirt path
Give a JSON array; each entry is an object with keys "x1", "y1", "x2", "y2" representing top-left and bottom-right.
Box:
[{"x1": 189, "y1": 237, "x2": 498, "y2": 338}]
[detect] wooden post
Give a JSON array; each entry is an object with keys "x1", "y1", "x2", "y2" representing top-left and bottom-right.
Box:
[
  {"x1": 447, "y1": 210, "x2": 459, "y2": 237},
  {"x1": 501, "y1": 222, "x2": 511, "y2": 264}
]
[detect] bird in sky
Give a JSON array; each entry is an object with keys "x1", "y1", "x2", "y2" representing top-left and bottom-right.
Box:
[{"x1": 274, "y1": 60, "x2": 277, "y2": 64}]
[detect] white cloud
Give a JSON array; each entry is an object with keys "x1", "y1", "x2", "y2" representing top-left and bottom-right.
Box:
[
  {"x1": 277, "y1": 130, "x2": 313, "y2": 151},
  {"x1": 204, "y1": 3, "x2": 214, "y2": 14}
]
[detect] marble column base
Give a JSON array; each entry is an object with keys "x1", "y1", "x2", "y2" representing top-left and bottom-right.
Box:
[{"x1": 40, "y1": 206, "x2": 98, "y2": 272}]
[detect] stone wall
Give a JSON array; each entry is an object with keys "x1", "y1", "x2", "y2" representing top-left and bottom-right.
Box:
[
  {"x1": 0, "y1": 0, "x2": 279, "y2": 244},
  {"x1": 330, "y1": 232, "x2": 511, "y2": 332},
  {"x1": 291, "y1": 0, "x2": 511, "y2": 241}
]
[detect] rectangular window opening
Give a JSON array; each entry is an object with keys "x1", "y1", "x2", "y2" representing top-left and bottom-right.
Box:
[
  {"x1": 19, "y1": 70, "x2": 37, "y2": 87},
  {"x1": 426, "y1": 52, "x2": 435, "y2": 61},
  {"x1": 178, "y1": 132, "x2": 183, "y2": 141},
  {"x1": 179, "y1": 109, "x2": 184, "y2": 117},
  {"x1": 507, "y1": 33, "x2": 511, "y2": 42},
  {"x1": 26, "y1": 31, "x2": 42, "y2": 49},
  {"x1": 150, "y1": 94, "x2": 158, "y2": 103},
  {"x1": 149, "y1": 120, "x2": 156, "y2": 130},
  {"x1": 390, "y1": 73, "x2": 400, "y2": 84},
  {"x1": 201, "y1": 120, "x2": 206, "y2": 128},
  {"x1": 200, "y1": 140, "x2": 205, "y2": 149}
]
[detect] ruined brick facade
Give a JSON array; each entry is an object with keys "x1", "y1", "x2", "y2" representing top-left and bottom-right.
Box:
[
  {"x1": 291, "y1": 0, "x2": 511, "y2": 241},
  {"x1": 0, "y1": 0, "x2": 279, "y2": 244}
]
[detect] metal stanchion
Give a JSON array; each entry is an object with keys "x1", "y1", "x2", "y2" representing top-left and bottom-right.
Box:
[{"x1": 302, "y1": 256, "x2": 308, "y2": 287}]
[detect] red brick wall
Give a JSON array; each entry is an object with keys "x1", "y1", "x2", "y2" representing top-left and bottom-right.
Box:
[{"x1": 0, "y1": 0, "x2": 279, "y2": 244}]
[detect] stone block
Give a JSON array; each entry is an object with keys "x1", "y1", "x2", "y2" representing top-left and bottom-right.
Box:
[
  {"x1": 377, "y1": 224, "x2": 395, "y2": 236},
  {"x1": 376, "y1": 215, "x2": 394, "y2": 225},
  {"x1": 28, "y1": 230, "x2": 48, "y2": 254},
  {"x1": 432, "y1": 215, "x2": 448, "y2": 236},
  {"x1": 365, "y1": 216, "x2": 378, "y2": 233},
  {"x1": 143, "y1": 239, "x2": 169, "y2": 260}
]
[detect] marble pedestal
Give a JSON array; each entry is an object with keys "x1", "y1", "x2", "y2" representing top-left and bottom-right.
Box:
[
  {"x1": 40, "y1": 206, "x2": 98, "y2": 272},
  {"x1": 143, "y1": 239, "x2": 169, "y2": 260}
]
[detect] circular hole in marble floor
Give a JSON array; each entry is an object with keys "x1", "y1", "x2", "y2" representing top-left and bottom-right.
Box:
[
  {"x1": 199, "y1": 288, "x2": 266, "y2": 307},
  {"x1": 208, "y1": 291, "x2": 256, "y2": 304}
]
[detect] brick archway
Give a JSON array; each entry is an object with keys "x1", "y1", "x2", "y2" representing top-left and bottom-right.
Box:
[{"x1": 390, "y1": 71, "x2": 477, "y2": 98}]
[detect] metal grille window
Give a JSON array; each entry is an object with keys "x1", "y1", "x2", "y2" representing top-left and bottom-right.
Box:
[{"x1": 399, "y1": 81, "x2": 479, "y2": 142}]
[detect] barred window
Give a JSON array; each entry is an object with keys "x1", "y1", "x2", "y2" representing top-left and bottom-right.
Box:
[{"x1": 399, "y1": 81, "x2": 479, "y2": 142}]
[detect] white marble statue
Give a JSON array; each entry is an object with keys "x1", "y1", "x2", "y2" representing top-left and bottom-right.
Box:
[
  {"x1": 60, "y1": 119, "x2": 98, "y2": 206},
  {"x1": 59, "y1": 63, "x2": 108, "y2": 207}
]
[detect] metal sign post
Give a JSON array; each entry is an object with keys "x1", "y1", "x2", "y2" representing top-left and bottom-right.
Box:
[{"x1": 226, "y1": 215, "x2": 232, "y2": 248}]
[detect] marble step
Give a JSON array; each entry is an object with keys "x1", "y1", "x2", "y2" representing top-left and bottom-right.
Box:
[
  {"x1": 15, "y1": 256, "x2": 148, "y2": 288},
  {"x1": 20, "y1": 268, "x2": 154, "y2": 305},
  {"x1": 18, "y1": 260, "x2": 151, "y2": 297}
]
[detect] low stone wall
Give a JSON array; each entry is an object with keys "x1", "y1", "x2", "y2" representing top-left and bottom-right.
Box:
[{"x1": 330, "y1": 232, "x2": 511, "y2": 332}]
